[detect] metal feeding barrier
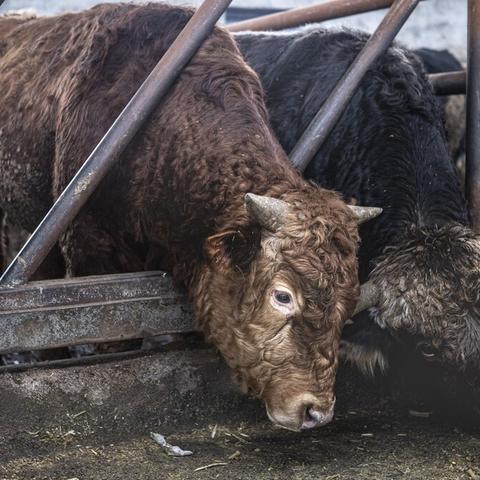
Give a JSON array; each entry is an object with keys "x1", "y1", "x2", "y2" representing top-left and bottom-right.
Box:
[
  {"x1": 0, "y1": 0, "x2": 475, "y2": 366},
  {"x1": 288, "y1": 0, "x2": 421, "y2": 172},
  {"x1": 227, "y1": 0, "x2": 467, "y2": 96},
  {"x1": 228, "y1": 0, "x2": 422, "y2": 31}
]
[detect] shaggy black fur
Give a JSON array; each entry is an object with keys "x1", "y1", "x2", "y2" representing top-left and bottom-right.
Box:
[{"x1": 237, "y1": 30, "x2": 467, "y2": 277}]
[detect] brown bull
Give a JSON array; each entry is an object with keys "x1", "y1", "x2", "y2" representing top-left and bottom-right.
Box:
[{"x1": 0, "y1": 3, "x2": 378, "y2": 430}]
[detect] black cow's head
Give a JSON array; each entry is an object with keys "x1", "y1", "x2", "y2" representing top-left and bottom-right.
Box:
[{"x1": 355, "y1": 224, "x2": 480, "y2": 370}]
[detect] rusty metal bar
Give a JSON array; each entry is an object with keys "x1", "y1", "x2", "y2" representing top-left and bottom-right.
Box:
[
  {"x1": 0, "y1": 271, "x2": 194, "y2": 354},
  {"x1": 0, "y1": 332, "x2": 205, "y2": 373},
  {"x1": 429, "y1": 71, "x2": 466, "y2": 96},
  {"x1": 0, "y1": 0, "x2": 232, "y2": 287},
  {"x1": 228, "y1": 0, "x2": 424, "y2": 32},
  {"x1": 289, "y1": 0, "x2": 420, "y2": 172},
  {"x1": 467, "y1": 0, "x2": 480, "y2": 232},
  {"x1": 0, "y1": 349, "x2": 152, "y2": 373}
]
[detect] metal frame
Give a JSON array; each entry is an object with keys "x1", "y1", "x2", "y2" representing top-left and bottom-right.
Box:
[
  {"x1": 289, "y1": 0, "x2": 420, "y2": 171},
  {"x1": 467, "y1": 0, "x2": 480, "y2": 232},
  {"x1": 0, "y1": 0, "x2": 475, "y2": 361}
]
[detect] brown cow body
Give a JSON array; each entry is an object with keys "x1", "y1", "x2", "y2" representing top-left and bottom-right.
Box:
[{"x1": 0, "y1": 4, "x2": 363, "y2": 430}]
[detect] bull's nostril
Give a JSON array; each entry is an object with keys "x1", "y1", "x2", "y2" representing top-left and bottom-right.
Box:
[
  {"x1": 301, "y1": 404, "x2": 333, "y2": 430},
  {"x1": 307, "y1": 407, "x2": 321, "y2": 423},
  {"x1": 301, "y1": 405, "x2": 321, "y2": 429}
]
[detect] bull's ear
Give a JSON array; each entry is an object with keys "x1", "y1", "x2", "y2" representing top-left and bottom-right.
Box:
[{"x1": 204, "y1": 228, "x2": 260, "y2": 272}]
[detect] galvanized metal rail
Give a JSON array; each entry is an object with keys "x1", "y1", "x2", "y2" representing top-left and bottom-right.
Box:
[
  {"x1": 0, "y1": 0, "x2": 233, "y2": 287},
  {"x1": 467, "y1": 0, "x2": 480, "y2": 233},
  {"x1": 289, "y1": 0, "x2": 420, "y2": 172}
]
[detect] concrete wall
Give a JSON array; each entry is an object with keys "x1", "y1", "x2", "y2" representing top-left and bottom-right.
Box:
[{"x1": 0, "y1": 0, "x2": 467, "y2": 62}]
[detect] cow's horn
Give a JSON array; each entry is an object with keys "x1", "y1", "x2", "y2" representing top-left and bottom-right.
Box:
[
  {"x1": 245, "y1": 193, "x2": 289, "y2": 231},
  {"x1": 348, "y1": 205, "x2": 383, "y2": 224},
  {"x1": 353, "y1": 281, "x2": 380, "y2": 316}
]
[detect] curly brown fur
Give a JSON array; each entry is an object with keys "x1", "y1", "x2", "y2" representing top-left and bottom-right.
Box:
[{"x1": 0, "y1": 4, "x2": 360, "y2": 429}]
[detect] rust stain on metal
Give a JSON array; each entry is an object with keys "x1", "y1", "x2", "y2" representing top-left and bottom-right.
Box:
[{"x1": 0, "y1": 271, "x2": 195, "y2": 354}]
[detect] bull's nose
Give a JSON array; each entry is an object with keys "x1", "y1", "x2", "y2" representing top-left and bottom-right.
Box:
[{"x1": 301, "y1": 403, "x2": 334, "y2": 430}]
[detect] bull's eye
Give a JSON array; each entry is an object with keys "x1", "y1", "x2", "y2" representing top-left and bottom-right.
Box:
[
  {"x1": 270, "y1": 287, "x2": 297, "y2": 315},
  {"x1": 418, "y1": 342, "x2": 437, "y2": 359},
  {"x1": 274, "y1": 290, "x2": 292, "y2": 304}
]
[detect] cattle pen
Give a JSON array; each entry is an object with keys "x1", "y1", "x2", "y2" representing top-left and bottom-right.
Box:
[{"x1": 0, "y1": 0, "x2": 479, "y2": 479}]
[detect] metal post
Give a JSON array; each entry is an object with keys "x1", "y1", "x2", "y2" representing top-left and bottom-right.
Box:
[
  {"x1": 228, "y1": 0, "x2": 423, "y2": 32},
  {"x1": 289, "y1": 0, "x2": 420, "y2": 172},
  {"x1": 0, "y1": 0, "x2": 232, "y2": 286},
  {"x1": 467, "y1": 0, "x2": 480, "y2": 233},
  {"x1": 429, "y1": 71, "x2": 466, "y2": 96}
]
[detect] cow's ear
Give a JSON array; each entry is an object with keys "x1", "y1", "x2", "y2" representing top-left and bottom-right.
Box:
[{"x1": 204, "y1": 228, "x2": 260, "y2": 272}]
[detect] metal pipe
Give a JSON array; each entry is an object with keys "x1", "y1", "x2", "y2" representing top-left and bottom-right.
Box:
[
  {"x1": 429, "y1": 71, "x2": 466, "y2": 96},
  {"x1": 0, "y1": 349, "x2": 152, "y2": 374},
  {"x1": 467, "y1": 0, "x2": 480, "y2": 233},
  {"x1": 0, "y1": 0, "x2": 232, "y2": 286},
  {"x1": 289, "y1": 0, "x2": 420, "y2": 172},
  {"x1": 228, "y1": 0, "x2": 423, "y2": 32}
]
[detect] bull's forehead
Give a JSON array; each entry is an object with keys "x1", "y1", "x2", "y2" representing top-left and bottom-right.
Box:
[{"x1": 258, "y1": 234, "x2": 358, "y2": 310}]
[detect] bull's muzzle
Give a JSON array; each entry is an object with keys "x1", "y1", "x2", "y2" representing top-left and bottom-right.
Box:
[
  {"x1": 267, "y1": 394, "x2": 335, "y2": 431},
  {"x1": 301, "y1": 402, "x2": 335, "y2": 430}
]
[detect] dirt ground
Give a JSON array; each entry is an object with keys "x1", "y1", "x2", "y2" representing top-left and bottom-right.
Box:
[
  {"x1": 1, "y1": 408, "x2": 479, "y2": 480},
  {"x1": 1, "y1": 387, "x2": 479, "y2": 479}
]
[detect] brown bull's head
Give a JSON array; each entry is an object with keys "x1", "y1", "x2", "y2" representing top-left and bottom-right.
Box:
[
  {"x1": 194, "y1": 188, "x2": 381, "y2": 431},
  {"x1": 354, "y1": 224, "x2": 480, "y2": 371}
]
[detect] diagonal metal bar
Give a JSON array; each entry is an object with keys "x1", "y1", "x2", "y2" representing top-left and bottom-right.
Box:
[
  {"x1": 228, "y1": 0, "x2": 424, "y2": 32},
  {"x1": 467, "y1": 0, "x2": 480, "y2": 232},
  {"x1": 289, "y1": 0, "x2": 420, "y2": 172},
  {"x1": 0, "y1": 0, "x2": 232, "y2": 287}
]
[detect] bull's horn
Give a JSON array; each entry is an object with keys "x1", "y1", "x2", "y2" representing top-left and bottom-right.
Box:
[
  {"x1": 245, "y1": 193, "x2": 289, "y2": 231},
  {"x1": 353, "y1": 281, "x2": 380, "y2": 316},
  {"x1": 348, "y1": 206, "x2": 383, "y2": 224}
]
